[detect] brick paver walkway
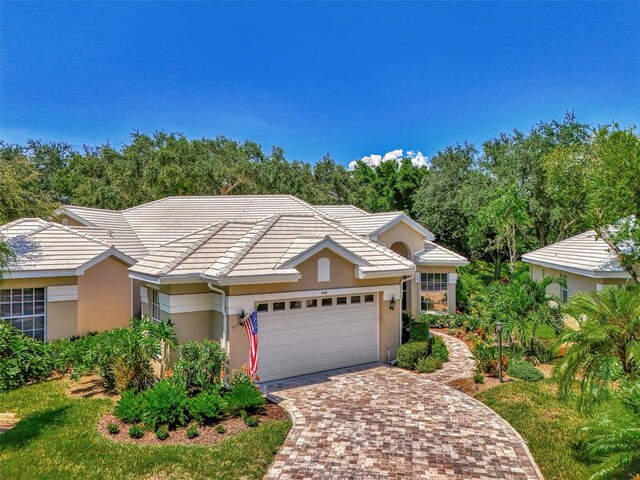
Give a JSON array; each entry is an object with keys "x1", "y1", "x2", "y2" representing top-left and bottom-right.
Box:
[{"x1": 263, "y1": 334, "x2": 542, "y2": 479}]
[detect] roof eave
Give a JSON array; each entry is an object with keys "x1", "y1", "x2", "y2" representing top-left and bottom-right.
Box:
[
  {"x1": 356, "y1": 267, "x2": 415, "y2": 279},
  {"x1": 369, "y1": 214, "x2": 435, "y2": 242},
  {"x1": 522, "y1": 256, "x2": 630, "y2": 279},
  {"x1": 211, "y1": 272, "x2": 302, "y2": 286}
]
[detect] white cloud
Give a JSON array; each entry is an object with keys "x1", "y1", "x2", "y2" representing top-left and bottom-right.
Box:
[{"x1": 349, "y1": 149, "x2": 428, "y2": 170}]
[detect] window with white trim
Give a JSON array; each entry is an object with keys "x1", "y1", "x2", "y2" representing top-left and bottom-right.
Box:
[
  {"x1": 0, "y1": 288, "x2": 46, "y2": 341},
  {"x1": 317, "y1": 257, "x2": 330, "y2": 282},
  {"x1": 150, "y1": 288, "x2": 160, "y2": 322},
  {"x1": 561, "y1": 275, "x2": 568, "y2": 304},
  {"x1": 420, "y1": 273, "x2": 448, "y2": 312}
]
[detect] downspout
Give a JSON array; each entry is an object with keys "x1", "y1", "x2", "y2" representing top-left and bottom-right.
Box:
[
  {"x1": 393, "y1": 274, "x2": 414, "y2": 365},
  {"x1": 207, "y1": 283, "x2": 228, "y2": 352}
]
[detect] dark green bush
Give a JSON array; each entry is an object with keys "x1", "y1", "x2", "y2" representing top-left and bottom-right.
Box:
[
  {"x1": 471, "y1": 341, "x2": 508, "y2": 376},
  {"x1": 0, "y1": 322, "x2": 54, "y2": 392},
  {"x1": 507, "y1": 360, "x2": 544, "y2": 382},
  {"x1": 401, "y1": 311, "x2": 415, "y2": 344},
  {"x1": 188, "y1": 391, "x2": 226, "y2": 424},
  {"x1": 142, "y1": 380, "x2": 188, "y2": 430},
  {"x1": 397, "y1": 341, "x2": 429, "y2": 369},
  {"x1": 114, "y1": 390, "x2": 145, "y2": 423},
  {"x1": 416, "y1": 356, "x2": 443, "y2": 373},
  {"x1": 215, "y1": 424, "x2": 226, "y2": 434},
  {"x1": 244, "y1": 415, "x2": 260, "y2": 427},
  {"x1": 430, "y1": 336, "x2": 449, "y2": 362},
  {"x1": 186, "y1": 424, "x2": 200, "y2": 438},
  {"x1": 155, "y1": 426, "x2": 169, "y2": 440},
  {"x1": 409, "y1": 322, "x2": 430, "y2": 342},
  {"x1": 173, "y1": 340, "x2": 228, "y2": 394},
  {"x1": 473, "y1": 372, "x2": 485, "y2": 384},
  {"x1": 528, "y1": 339, "x2": 555, "y2": 364},
  {"x1": 224, "y1": 383, "x2": 265, "y2": 415},
  {"x1": 107, "y1": 422, "x2": 120, "y2": 434},
  {"x1": 128, "y1": 425, "x2": 144, "y2": 439}
]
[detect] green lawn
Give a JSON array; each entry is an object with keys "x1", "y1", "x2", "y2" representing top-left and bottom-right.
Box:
[
  {"x1": 477, "y1": 379, "x2": 626, "y2": 480},
  {"x1": 0, "y1": 380, "x2": 291, "y2": 480}
]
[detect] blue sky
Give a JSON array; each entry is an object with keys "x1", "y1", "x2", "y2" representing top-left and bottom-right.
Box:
[{"x1": 1, "y1": 1, "x2": 639, "y2": 166}]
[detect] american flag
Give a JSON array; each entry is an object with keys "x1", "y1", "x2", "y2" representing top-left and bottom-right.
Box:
[{"x1": 243, "y1": 308, "x2": 258, "y2": 377}]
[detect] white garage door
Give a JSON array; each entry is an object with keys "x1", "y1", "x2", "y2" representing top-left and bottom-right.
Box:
[{"x1": 257, "y1": 293, "x2": 379, "y2": 381}]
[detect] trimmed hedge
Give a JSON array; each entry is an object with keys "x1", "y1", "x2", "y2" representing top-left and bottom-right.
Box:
[
  {"x1": 430, "y1": 336, "x2": 449, "y2": 362},
  {"x1": 507, "y1": 360, "x2": 544, "y2": 382},
  {"x1": 397, "y1": 341, "x2": 430, "y2": 369},
  {"x1": 409, "y1": 322, "x2": 430, "y2": 342},
  {"x1": 416, "y1": 356, "x2": 443, "y2": 373}
]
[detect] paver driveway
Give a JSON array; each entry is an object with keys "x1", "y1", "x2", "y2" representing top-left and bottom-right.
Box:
[{"x1": 263, "y1": 334, "x2": 542, "y2": 479}]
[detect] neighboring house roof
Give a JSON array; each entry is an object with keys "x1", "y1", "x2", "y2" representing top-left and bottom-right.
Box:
[
  {"x1": 313, "y1": 205, "x2": 368, "y2": 218},
  {"x1": 415, "y1": 241, "x2": 469, "y2": 267},
  {"x1": 129, "y1": 214, "x2": 416, "y2": 284},
  {"x1": 522, "y1": 230, "x2": 629, "y2": 278},
  {"x1": 0, "y1": 218, "x2": 135, "y2": 278},
  {"x1": 337, "y1": 212, "x2": 435, "y2": 241}
]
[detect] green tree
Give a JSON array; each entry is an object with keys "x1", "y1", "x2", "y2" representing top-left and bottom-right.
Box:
[
  {"x1": 554, "y1": 286, "x2": 640, "y2": 412},
  {"x1": 488, "y1": 272, "x2": 564, "y2": 351}
]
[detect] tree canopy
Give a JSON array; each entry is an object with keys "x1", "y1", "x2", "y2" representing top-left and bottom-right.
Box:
[{"x1": 1, "y1": 113, "x2": 638, "y2": 279}]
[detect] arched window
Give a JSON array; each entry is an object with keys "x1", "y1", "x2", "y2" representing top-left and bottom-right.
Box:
[{"x1": 317, "y1": 257, "x2": 330, "y2": 282}]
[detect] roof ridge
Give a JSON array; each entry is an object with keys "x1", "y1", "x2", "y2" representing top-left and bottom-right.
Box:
[
  {"x1": 157, "y1": 222, "x2": 226, "y2": 247},
  {"x1": 63, "y1": 204, "x2": 121, "y2": 213},
  {"x1": 212, "y1": 214, "x2": 282, "y2": 277},
  {"x1": 275, "y1": 234, "x2": 331, "y2": 267},
  {"x1": 313, "y1": 215, "x2": 414, "y2": 267},
  {"x1": 159, "y1": 221, "x2": 230, "y2": 275},
  {"x1": 0, "y1": 218, "x2": 49, "y2": 234}
]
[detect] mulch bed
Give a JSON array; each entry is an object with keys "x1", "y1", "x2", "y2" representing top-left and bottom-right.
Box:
[
  {"x1": 65, "y1": 374, "x2": 119, "y2": 400},
  {"x1": 98, "y1": 402, "x2": 288, "y2": 446}
]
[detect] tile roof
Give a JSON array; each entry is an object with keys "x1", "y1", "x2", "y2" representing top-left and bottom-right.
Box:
[
  {"x1": 48, "y1": 195, "x2": 468, "y2": 283},
  {"x1": 522, "y1": 230, "x2": 628, "y2": 278},
  {"x1": 415, "y1": 241, "x2": 469, "y2": 266},
  {"x1": 130, "y1": 214, "x2": 416, "y2": 283},
  {"x1": 0, "y1": 219, "x2": 134, "y2": 275}
]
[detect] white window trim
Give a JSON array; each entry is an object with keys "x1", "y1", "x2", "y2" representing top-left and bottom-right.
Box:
[
  {"x1": 317, "y1": 257, "x2": 330, "y2": 282},
  {"x1": 149, "y1": 287, "x2": 160, "y2": 322},
  {"x1": 420, "y1": 272, "x2": 449, "y2": 313}
]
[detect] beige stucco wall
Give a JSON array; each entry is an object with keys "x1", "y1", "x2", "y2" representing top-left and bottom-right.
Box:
[
  {"x1": 376, "y1": 221, "x2": 425, "y2": 257},
  {"x1": 77, "y1": 256, "x2": 132, "y2": 335},
  {"x1": 530, "y1": 265, "x2": 628, "y2": 300},
  {"x1": 228, "y1": 249, "x2": 399, "y2": 296},
  {"x1": 1, "y1": 276, "x2": 79, "y2": 341},
  {"x1": 379, "y1": 294, "x2": 400, "y2": 362},
  {"x1": 227, "y1": 313, "x2": 248, "y2": 372}
]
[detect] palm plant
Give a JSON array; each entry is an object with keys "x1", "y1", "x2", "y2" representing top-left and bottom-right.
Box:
[
  {"x1": 577, "y1": 381, "x2": 640, "y2": 480},
  {"x1": 554, "y1": 285, "x2": 640, "y2": 412},
  {"x1": 488, "y1": 273, "x2": 564, "y2": 350}
]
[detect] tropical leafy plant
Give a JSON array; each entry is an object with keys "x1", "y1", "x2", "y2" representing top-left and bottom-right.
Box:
[
  {"x1": 554, "y1": 286, "x2": 640, "y2": 412},
  {"x1": 0, "y1": 322, "x2": 54, "y2": 392},
  {"x1": 141, "y1": 379, "x2": 189, "y2": 430},
  {"x1": 488, "y1": 273, "x2": 564, "y2": 351},
  {"x1": 188, "y1": 391, "x2": 226, "y2": 425},
  {"x1": 224, "y1": 383, "x2": 265, "y2": 416},
  {"x1": 113, "y1": 390, "x2": 145, "y2": 423},
  {"x1": 172, "y1": 340, "x2": 228, "y2": 394},
  {"x1": 577, "y1": 381, "x2": 640, "y2": 480}
]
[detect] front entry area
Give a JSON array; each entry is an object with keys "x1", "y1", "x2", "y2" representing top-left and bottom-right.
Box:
[{"x1": 256, "y1": 293, "x2": 378, "y2": 381}]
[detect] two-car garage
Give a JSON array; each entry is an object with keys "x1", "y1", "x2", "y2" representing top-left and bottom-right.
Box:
[{"x1": 253, "y1": 293, "x2": 379, "y2": 382}]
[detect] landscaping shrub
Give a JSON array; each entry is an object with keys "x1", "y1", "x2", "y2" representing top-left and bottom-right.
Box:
[
  {"x1": 114, "y1": 390, "x2": 145, "y2": 423},
  {"x1": 422, "y1": 313, "x2": 466, "y2": 329},
  {"x1": 188, "y1": 391, "x2": 226, "y2": 424},
  {"x1": 173, "y1": 340, "x2": 228, "y2": 394},
  {"x1": 49, "y1": 317, "x2": 176, "y2": 393},
  {"x1": 186, "y1": 424, "x2": 200, "y2": 438},
  {"x1": 409, "y1": 322, "x2": 430, "y2": 342},
  {"x1": 507, "y1": 360, "x2": 544, "y2": 382},
  {"x1": 396, "y1": 341, "x2": 429, "y2": 369},
  {"x1": 224, "y1": 383, "x2": 265, "y2": 415},
  {"x1": 471, "y1": 341, "x2": 508, "y2": 376},
  {"x1": 473, "y1": 373, "x2": 485, "y2": 384},
  {"x1": 141, "y1": 380, "x2": 189, "y2": 430},
  {"x1": 401, "y1": 311, "x2": 415, "y2": 344},
  {"x1": 244, "y1": 415, "x2": 260, "y2": 427},
  {"x1": 107, "y1": 423, "x2": 120, "y2": 434},
  {"x1": 0, "y1": 322, "x2": 54, "y2": 392},
  {"x1": 229, "y1": 366, "x2": 254, "y2": 386},
  {"x1": 128, "y1": 425, "x2": 144, "y2": 439},
  {"x1": 416, "y1": 356, "x2": 443, "y2": 373},
  {"x1": 430, "y1": 336, "x2": 449, "y2": 362},
  {"x1": 528, "y1": 339, "x2": 555, "y2": 364},
  {"x1": 155, "y1": 426, "x2": 169, "y2": 440},
  {"x1": 215, "y1": 424, "x2": 226, "y2": 434}
]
